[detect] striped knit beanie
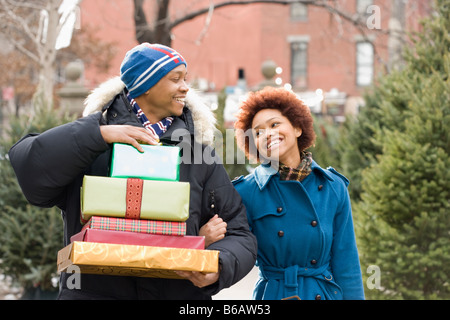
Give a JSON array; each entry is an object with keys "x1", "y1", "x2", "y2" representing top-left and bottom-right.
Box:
[{"x1": 120, "y1": 43, "x2": 187, "y2": 98}]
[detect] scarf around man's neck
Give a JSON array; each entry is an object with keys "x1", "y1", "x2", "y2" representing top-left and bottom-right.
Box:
[
  {"x1": 278, "y1": 151, "x2": 313, "y2": 181},
  {"x1": 127, "y1": 93, "x2": 173, "y2": 138}
]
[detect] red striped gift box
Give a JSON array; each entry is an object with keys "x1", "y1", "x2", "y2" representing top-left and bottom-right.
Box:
[{"x1": 81, "y1": 216, "x2": 186, "y2": 236}]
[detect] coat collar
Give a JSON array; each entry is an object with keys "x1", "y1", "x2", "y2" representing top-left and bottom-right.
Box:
[
  {"x1": 82, "y1": 76, "x2": 216, "y2": 145},
  {"x1": 253, "y1": 160, "x2": 335, "y2": 190}
]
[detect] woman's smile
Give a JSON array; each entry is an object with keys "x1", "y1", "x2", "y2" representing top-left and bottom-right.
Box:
[
  {"x1": 252, "y1": 109, "x2": 302, "y2": 166},
  {"x1": 267, "y1": 137, "x2": 282, "y2": 151}
]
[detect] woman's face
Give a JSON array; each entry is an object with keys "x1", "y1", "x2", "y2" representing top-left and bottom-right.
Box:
[{"x1": 251, "y1": 108, "x2": 302, "y2": 166}]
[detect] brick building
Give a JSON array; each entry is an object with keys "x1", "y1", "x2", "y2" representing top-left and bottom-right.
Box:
[{"x1": 80, "y1": 0, "x2": 430, "y2": 120}]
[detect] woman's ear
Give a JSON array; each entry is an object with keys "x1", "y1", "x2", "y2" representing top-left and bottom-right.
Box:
[{"x1": 295, "y1": 127, "x2": 302, "y2": 138}]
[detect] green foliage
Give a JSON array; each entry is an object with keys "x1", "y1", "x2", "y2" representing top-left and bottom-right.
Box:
[
  {"x1": 359, "y1": 69, "x2": 450, "y2": 299},
  {"x1": 337, "y1": 66, "x2": 418, "y2": 201},
  {"x1": 214, "y1": 89, "x2": 253, "y2": 180},
  {"x1": 339, "y1": 0, "x2": 450, "y2": 299},
  {"x1": 308, "y1": 115, "x2": 341, "y2": 169},
  {"x1": 0, "y1": 105, "x2": 76, "y2": 293},
  {"x1": 339, "y1": 0, "x2": 450, "y2": 202},
  {"x1": 403, "y1": 0, "x2": 450, "y2": 77},
  {"x1": 0, "y1": 205, "x2": 63, "y2": 292}
]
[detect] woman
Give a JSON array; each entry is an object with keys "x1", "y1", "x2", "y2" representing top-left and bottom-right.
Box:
[{"x1": 232, "y1": 86, "x2": 364, "y2": 300}]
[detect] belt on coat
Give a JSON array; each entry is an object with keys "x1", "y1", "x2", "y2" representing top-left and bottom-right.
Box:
[{"x1": 259, "y1": 264, "x2": 332, "y2": 299}]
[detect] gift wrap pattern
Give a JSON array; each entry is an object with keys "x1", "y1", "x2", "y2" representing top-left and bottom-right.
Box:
[
  {"x1": 58, "y1": 242, "x2": 219, "y2": 279},
  {"x1": 81, "y1": 216, "x2": 186, "y2": 235}
]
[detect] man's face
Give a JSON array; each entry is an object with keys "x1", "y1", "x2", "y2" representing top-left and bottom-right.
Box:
[{"x1": 141, "y1": 64, "x2": 189, "y2": 123}]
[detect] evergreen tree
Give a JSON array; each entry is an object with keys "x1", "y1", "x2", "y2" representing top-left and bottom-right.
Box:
[
  {"x1": 214, "y1": 89, "x2": 253, "y2": 180},
  {"x1": 0, "y1": 103, "x2": 75, "y2": 297},
  {"x1": 338, "y1": 0, "x2": 450, "y2": 201},
  {"x1": 359, "y1": 66, "x2": 450, "y2": 299},
  {"x1": 339, "y1": 0, "x2": 450, "y2": 299},
  {"x1": 337, "y1": 71, "x2": 410, "y2": 200},
  {"x1": 308, "y1": 115, "x2": 341, "y2": 169}
]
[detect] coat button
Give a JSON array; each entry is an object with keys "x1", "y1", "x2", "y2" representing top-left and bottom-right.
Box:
[
  {"x1": 318, "y1": 185, "x2": 323, "y2": 191},
  {"x1": 277, "y1": 207, "x2": 283, "y2": 213},
  {"x1": 311, "y1": 220, "x2": 318, "y2": 227},
  {"x1": 315, "y1": 294, "x2": 321, "y2": 300},
  {"x1": 311, "y1": 259, "x2": 317, "y2": 265},
  {"x1": 278, "y1": 230, "x2": 284, "y2": 237}
]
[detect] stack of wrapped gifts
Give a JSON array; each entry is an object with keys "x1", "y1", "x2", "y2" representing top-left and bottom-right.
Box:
[{"x1": 57, "y1": 143, "x2": 219, "y2": 279}]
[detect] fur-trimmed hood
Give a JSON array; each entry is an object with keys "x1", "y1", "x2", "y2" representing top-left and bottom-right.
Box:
[{"x1": 83, "y1": 77, "x2": 217, "y2": 145}]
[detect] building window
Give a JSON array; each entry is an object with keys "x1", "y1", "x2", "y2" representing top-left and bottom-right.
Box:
[
  {"x1": 291, "y1": 3, "x2": 308, "y2": 21},
  {"x1": 291, "y1": 41, "x2": 308, "y2": 89},
  {"x1": 356, "y1": 42, "x2": 374, "y2": 86},
  {"x1": 356, "y1": 0, "x2": 373, "y2": 15}
]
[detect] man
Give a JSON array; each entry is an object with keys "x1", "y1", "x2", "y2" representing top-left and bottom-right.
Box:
[{"x1": 9, "y1": 43, "x2": 257, "y2": 300}]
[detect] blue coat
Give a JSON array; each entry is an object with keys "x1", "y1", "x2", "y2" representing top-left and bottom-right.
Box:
[{"x1": 233, "y1": 161, "x2": 365, "y2": 300}]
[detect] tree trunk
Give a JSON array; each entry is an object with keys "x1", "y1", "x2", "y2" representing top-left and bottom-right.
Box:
[
  {"x1": 154, "y1": 0, "x2": 171, "y2": 45},
  {"x1": 134, "y1": 0, "x2": 154, "y2": 44},
  {"x1": 34, "y1": 0, "x2": 61, "y2": 110},
  {"x1": 134, "y1": 0, "x2": 172, "y2": 46}
]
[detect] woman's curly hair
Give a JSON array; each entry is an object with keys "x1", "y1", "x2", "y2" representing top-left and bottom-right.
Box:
[{"x1": 234, "y1": 86, "x2": 316, "y2": 162}]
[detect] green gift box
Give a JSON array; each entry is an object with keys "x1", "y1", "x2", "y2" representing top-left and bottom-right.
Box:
[
  {"x1": 110, "y1": 143, "x2": 180, "y2": 181},
  {"x1": 81, "y1": 175, "x2": 190, "y2": 222}
]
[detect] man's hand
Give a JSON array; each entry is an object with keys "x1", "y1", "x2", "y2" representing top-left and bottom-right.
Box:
[
  {"x1": 175, "y1": 271, "x2": 220, "y2": 288},
  {"x1": 199, "y1": 214, "x2": 227, "y2": 247},
  {"x1": 100, "y1": 125, "x2": 160, "y2": 152},
  {"x1": 176, "y1": 215, "x2": 225, "y2": 288}
]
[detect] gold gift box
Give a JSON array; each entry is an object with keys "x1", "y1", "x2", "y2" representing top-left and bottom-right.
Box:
[{"x1": 57, "y1": 241, "x2": 219, "y2": 279}]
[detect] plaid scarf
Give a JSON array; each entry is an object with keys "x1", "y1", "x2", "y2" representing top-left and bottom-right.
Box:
[
  {"x1": 127, "y1": 93, "x2": 173, "y2": 138},
  {"x1": 279, "y1": 151, "x2": 313, "y2": 181}
]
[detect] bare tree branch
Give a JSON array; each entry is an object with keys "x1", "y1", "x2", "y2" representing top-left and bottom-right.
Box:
[
  {"x1": 195, "y1": 0, "x2": 215, "y2": 45},
  {"x1": 134, "y1": 0, "x2": 387, "y2": 49},
  {"x1": 154, "y1": 0, "x2": 171, "y2": 44},
  {"x1": 133, "y1": 0, "x2": 154, "y2": 43},
  {"x1": 0, "y1": 0, "x2": 67, "y2": 109},
  {"x1": 169, "y1": 0, "x2": 392, "y2": 70},
  {"x1": 4, "y1": 36, "x2": 40, "y2": 63},
  {"x1": 132, "y1": 0, "x2": 389, "y2": 69},
  {"x1": 3, "y1": 0, "x2": 46, "y2": 11},
  {"x1": 1, "y1": 0, "x2": 40, "y2": 44},
  {"x1": 0, "y1": 0, "x2": 41, "y2": 61},
  {"x1": 169, "y1": 0, "x2": 343, "y2": 29}
]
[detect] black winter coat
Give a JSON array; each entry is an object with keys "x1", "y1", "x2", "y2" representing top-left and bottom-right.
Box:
[{"x1": 9, "y1": 90, "x2": 257, "y2": 300}]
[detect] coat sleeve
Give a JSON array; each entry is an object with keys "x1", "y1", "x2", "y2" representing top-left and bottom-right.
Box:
[
  {"x1": 330, "y1": 181, "x2": 365, "y2": 300},
  {"x1": 8, "y1": 112, "x2": 109, "y2": 209},
  {"x1": 199, "y1": 150, "x2": 257, "y2": 296}
]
